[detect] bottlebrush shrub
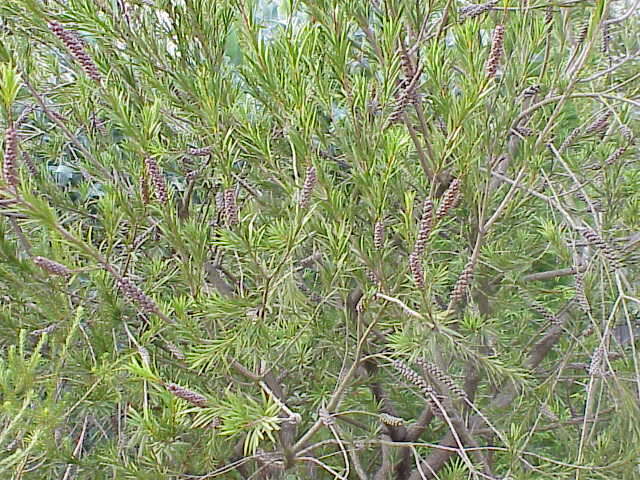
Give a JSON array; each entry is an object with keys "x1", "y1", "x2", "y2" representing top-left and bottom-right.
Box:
[{"x1": 0, "y1": 1, "x2": 639, "y2": 479}]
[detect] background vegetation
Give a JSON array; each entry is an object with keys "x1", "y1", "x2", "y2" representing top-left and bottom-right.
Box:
[{"x1": 0, "y1": 0, "x2": 639, "y2": 478}]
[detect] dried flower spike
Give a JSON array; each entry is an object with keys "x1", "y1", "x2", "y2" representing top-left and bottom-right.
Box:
[
  {"x1": 392, "y1": 360, "x2": 444, "y2": 417},
  {"x1": 164, "y1": 341, "x2": 185, "y2": 360},
  {"x1": 450, "y1": 260, "x2": 475, "y2": 305},
  {"x1": 166, "y1": 383, "x2": 208, "y2": 407},
  {"x1": 373, "y1": 220, "x2": 385, "y2": 249},
  {"x1": 574, "y1": 190, "x2": 602, "y2": 213},
  {"x1": 415, "y1": 358, "x2": 467, "y2": 399},
  {"x1": 116, "y1": 276, "x2": 160, "y2": 314},
  {"x1": 388, "y1": 91, "x2": 411, "y2": 125},
  {"x1": 574, "y1": 271, "x2": 590, "y2": 314},
  {"x1": 31, "y1": 323, "x2": 59, "y2": 336},
  {"x1": 604, "y1": 146, "x2": 627, "y2": 166},
  {"x1": 435, "y1": 178, "x2": 461, "y2": 221},
  {"x1": 485, "y1": 25, "x2": 505, "y2": 78},
  {"x1": 215, "y1": 190, "x2": 225, "y2": 212},
  {"x1": 299, "y1": 165, "x2": 317, "y2": 208},
  {"x1": 620, "y1": 125, "x2": 634, "y2": 144},
  {"x1": 558, "y1": 127, "x2": 581, "y2": 153},
  {"x1": 224, "y1": 187, "x2": 239, "y2": 225},
  {"x1": 3, "y1": 126, "x2": 19, "y2": 188},
  {"x1": 584, "y1": 111, "x2": 611, "y2": 136},
  {"x1": 144, "y1": 157, "x2": 167, "y2": 203},
  {"x1": 33, "y1": 256, "x2": 72, "y2": 277},
  {"x1": 581, "y1": 229, "x2": 624, "y2": 270},
  {"x1": 544, "y1": 7, "x2": 554, "y2": 26},
  {"x1": 521, "y1": 84, "x2": 541, "y2": 98},
  {"x1": 575, "y1": 20, "x2": 589, "y2": 46},
  {"x1": 409, "y1": 252, "x2": 425, "y2": 288},
  {"x1": 459, "y1": 0, "x2": 497, "y2": 22},
  {"x1": 140, "y1": 175, "x2": 151, "y2": 205},
  {"x1": 515, "y1": 126, "x2": 534, "y2": 137},
  {"x1": 21, "y1": 151, "x2": 38, "y2": 177},
  {"x1": 526, "y1": 297, "x2": 560, "y2": 325},
  {"x1": 48, "y1": 21, "x2": 102, "y2": 84},
  {"x1": 587, "y1": 345, "x2": 605, "y2": 376},
  {"x1": 188, "y1": 146, "x2": 212, "y2": 156},
  {"x1": 367, "y1": 269, "x2": 382, "y2": 288},
  {"x1": 399, "y1": 49, "x2": 416, "y2": 81},
  {"x1": 392, "y1": 360, "x2": 431, "y2": 395},
  {"x1": 414, "y1": 199, "x2": 433, "y2": 257}
]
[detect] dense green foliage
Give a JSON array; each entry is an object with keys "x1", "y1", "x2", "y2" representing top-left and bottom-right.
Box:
[{"x1": 1, "y1": 0, "x2": 639, "y2": 478}]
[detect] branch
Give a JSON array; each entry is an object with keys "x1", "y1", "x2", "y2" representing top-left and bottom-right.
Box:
[
  {"x1": 373, "y1": 434, "x2": 393, "y2": 480},
  {"x1": 605, "y1": 0, "x2": 640, "y2": 25},
  {"x1": 522, "y1": 267, "x2": 580, "y2": 282}
]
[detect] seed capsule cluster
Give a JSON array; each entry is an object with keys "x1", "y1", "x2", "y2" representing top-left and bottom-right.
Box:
[
  {"x1": 515, "y1": 126, "x2": 534, "y2": 137},
  {"x1": 414, "y1": 199, "x2": 433, "y2": 257},
  {"x1": 215, "y1": 190, "x2": 225, "y2": 212},
  {"x1": 140, "y1": 175, "x2": 151, "y2": 204},
  {"x1": 379, "y1": 413, "x2": 404, "y2": 427},
  {"x1": 31, "y1": 323, "x2": 59, "y2": 336},
  {"x1": 388, "y1": 88, "x2": 414, "y2": 125},
  {"x1": 388, "y1": 51, "x2": 420, "y2": 126},
  {"x1": 373, "y1": 220, "x2": 385, "y2": 249},
  {"x1": 409, "y1": 252, "x2": 425, "y2": 288},
  {"x1": 574, "y1": 190, "x2": 602, "y2": 213}
]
